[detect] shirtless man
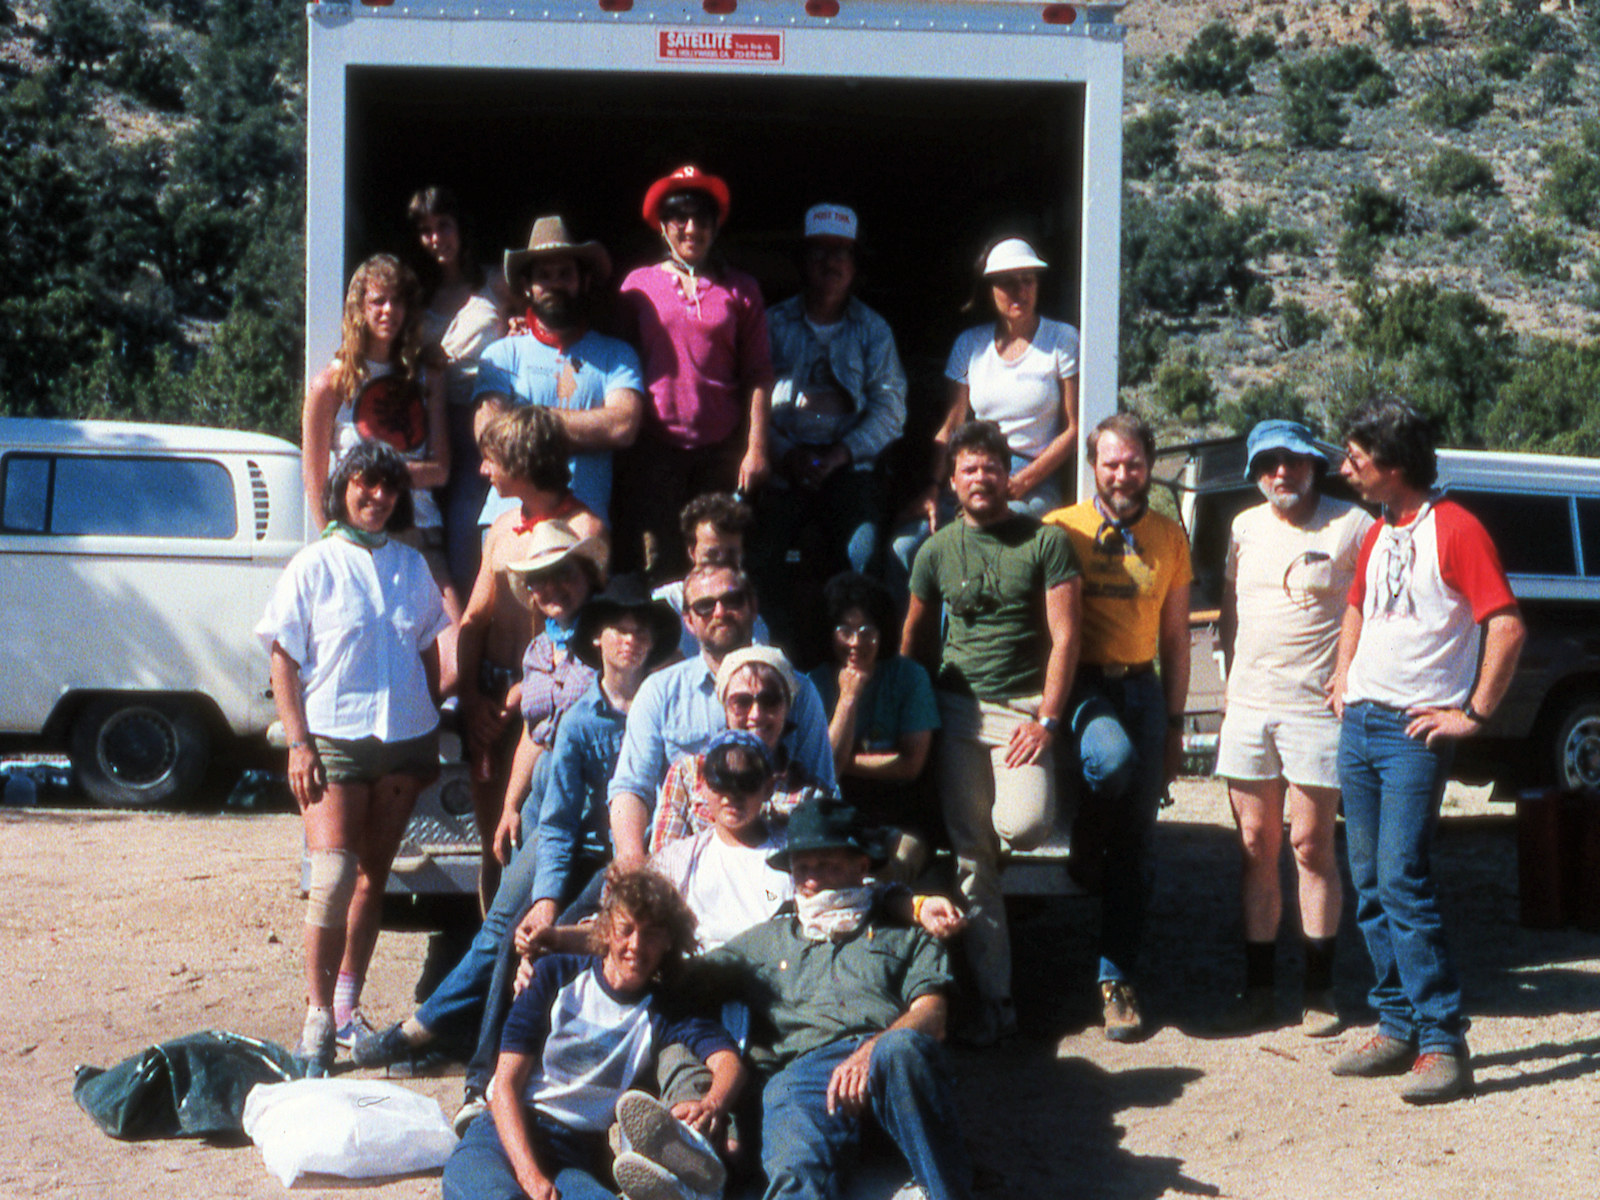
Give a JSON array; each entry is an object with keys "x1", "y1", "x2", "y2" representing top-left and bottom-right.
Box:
[{"x1": 459, "y1": 406, "x2": 607, "y2": 902}]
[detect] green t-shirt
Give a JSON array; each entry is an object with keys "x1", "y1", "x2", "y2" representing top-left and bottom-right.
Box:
[
  {"x1": 703, "y1": 912, "x2": 952, "y2": 1072},
  {"x1": 909, "y1": 513, "x2": 1080, "y2": 699}
]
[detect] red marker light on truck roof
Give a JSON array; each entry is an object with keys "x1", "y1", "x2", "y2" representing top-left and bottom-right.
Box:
[
  {"x1": 1041, "y1": 4, "x2": 1076, "y2": 23},
  {"x1": 598, "y1": 0, "x2": 633, "y2": 10},
  {"x1": 703, "y1": 0, "x2": 737, "y2": 12},
  {"x1": 805, "y1": 0, "x2": 840, "y2": 16}
]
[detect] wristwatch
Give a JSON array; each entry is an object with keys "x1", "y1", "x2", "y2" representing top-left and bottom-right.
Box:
[
  {"x1": 1462, "y1": 703, "x2": 1487, "y2": 725},
  {"x1": 1039, "y1": 716, "x2": 1060, "y2": 734}
]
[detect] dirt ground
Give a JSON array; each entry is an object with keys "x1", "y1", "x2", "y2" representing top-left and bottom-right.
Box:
[{"x1": 3, "y1": 777, "x2": 1598, "y2": 1199}]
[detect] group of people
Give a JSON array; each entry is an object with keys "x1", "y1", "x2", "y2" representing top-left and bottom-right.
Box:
[{"x1": 253, "y1": 160, "x2": 1525, "y2": 1200}]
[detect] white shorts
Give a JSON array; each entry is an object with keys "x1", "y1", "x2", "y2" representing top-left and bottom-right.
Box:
[{"x1": 1215, "y1": 704, "x2": 1342, "y2": 791}]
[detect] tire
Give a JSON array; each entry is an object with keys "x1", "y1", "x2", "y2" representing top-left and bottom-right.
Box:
[
  {"x1": 1549, "y1": 699, "x2": 1600, "y2": 792},
  {"x1": 69, "y1": 697, "x2": 212, "y2": 809}
]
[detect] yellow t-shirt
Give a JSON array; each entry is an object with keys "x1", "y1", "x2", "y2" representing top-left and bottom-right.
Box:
[{"x1": 1045, "y1": 501, "x2": 1193, "y2": 666}]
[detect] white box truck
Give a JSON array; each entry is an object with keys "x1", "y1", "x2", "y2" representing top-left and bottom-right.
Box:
[{"x1": 305, "y1": 0, "x2": 1132, "y2": 894}]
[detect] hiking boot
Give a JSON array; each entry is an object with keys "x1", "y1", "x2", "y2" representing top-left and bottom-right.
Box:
[
  {"x1": 614, "y1": 1091, "x2": 726, "y2": 1196},
  {"x1": 453, "y1": 1088, "x2": 488, "y2": 1137},
  {"x1": 351, "y1": 1021, "x2": 411, "y2": 1068},
  {"x1": 614, "y1": 1151, "x2": 694, "y2": 1200},
  {"x1": 1101, "y1": 981, "x2": 1145, "y2": 1043},
  {"x1": 1331, "y1": 1033, "x2": 1416, "y2": 1077},
  {"x1": 1210, "y1": 987, "x2": 1277, "y2": 1036},
  {"x1": 1400, "y1": 1052, "x2": 1474, "y2": 1105},
  {"x1": 295, "y1": 1008, "x2": 336, "y2": 1078},
  {"x1": 1300, "y1": 991, "x2": 1343, "y2": 1039}
]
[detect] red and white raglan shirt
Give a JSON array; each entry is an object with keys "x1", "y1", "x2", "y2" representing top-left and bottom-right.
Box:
[{"x1": 1343, "y1": 499, "x2": 1517, "y2": 710}]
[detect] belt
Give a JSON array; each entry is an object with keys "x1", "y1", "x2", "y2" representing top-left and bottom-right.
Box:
[{"x1": 1081, "y1": 661, "x2": 1154, "y2": 680}]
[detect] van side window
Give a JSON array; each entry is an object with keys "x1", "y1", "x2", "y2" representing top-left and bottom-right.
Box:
[
  {"x1": 1447, "y1": 490, "x2": 1575, "y2": 577},
  {"x1": 1575, "y1": 499, "x2": 1600, "y2": 576},
  {"x1": 1, "y1": 454, "x2": 237, "y2": 539}
]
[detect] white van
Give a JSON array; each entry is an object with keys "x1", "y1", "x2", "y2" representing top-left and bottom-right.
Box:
[{"x1": 0, "y1": 417, "x2": 305, "y2": 807}]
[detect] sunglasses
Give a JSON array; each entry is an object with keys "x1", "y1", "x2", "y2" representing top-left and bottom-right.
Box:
[
  {"x1": 835, "y1": 623, "x2": 880, "y2": 644},
  {"x1": 725, "y1": 688, "x2": 786, "y2": 717},
  {"x1": 687, "y1": 589, "x2": 750, "y2": 619},
  {"x1": 1254, "y1": 451, "x2": 1314, "y2": 473},
  {"x1": 705, "y1": 763, "x2": 770, "y2": 798}
]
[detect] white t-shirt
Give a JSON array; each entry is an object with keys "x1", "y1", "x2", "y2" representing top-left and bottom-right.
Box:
[
  {"x1": 945, "y1": 317, "x2": 1080, "y2": 461},
  {"x1": 1225, "y1": 496, "x2": 1374, "y2": 713},
  {"x1": 1344, "y1": 499, "x2": 1517, "y2": 710},
  {"x1": 255, "y1": 536, "x2": 450, "y2": 741},
  {"x1": 650, "y1": 827, "x2": 793, "y2": 951}
]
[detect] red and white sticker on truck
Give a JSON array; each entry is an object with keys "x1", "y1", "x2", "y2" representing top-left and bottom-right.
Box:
[{"x1": 657, "y1": 29, "x2": 784, "y2": 64}]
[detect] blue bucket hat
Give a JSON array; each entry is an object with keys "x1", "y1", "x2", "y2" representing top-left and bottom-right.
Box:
[{"x1": 1244, "y1": 419, "x2": 1328, "y2": 481}]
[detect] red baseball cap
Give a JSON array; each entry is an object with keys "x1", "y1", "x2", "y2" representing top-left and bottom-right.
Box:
[{"x1": 642, "y1": 165, "x2": 731, "y2": 225}]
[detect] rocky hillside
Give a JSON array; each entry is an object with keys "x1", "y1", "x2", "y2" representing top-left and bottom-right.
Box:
[{"x1": 1114, "y1": 1, "x2": 1600, "y2": 453}]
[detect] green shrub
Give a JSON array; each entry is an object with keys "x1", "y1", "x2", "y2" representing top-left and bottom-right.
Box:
[
  {"x1": 1123, "y1": 190, "x2": 1267, "y2": 314},
  {"x1": 1279, "y1": 300, "x2": 1332, "y2": 349},
  {"x1": 1238, "y1": 280, "x2": 1275, "y2": 317},
  {"x1": 1224, "y1": 379, "x2": 1319, "y2": 436},
  {"x1": 1336, "y1": 231, "x2": 1382, "y2": 280},
  {"x1": 1125, "y1": 108, "x2": 1182, "y2": 180},
  {"x1": 1381, "y1": 0, "x2": 1421, "y2": 48},
  {"x1": 1281, "y1": 81, "x2": 1348, "y2": 149},
  {"x1": 1347, "y1": 281, "x2": 1513, "y2": 444},
  {"x1": 1536, "y1": 56, "x2": 1577, "y2": 108},
  {"x1": 1414, "y1": 83, "x2": 1494, "y2": 130},
  {"x1": 1159, "y1": 21, "x2": 1274, "y2": 96},
  {"x1": 1584, "y1": 260, "x2": 1600, "y2": 312},
  {"x1": 1155, "y1": 353, "x2": 1218, "y2": 423},
  {"x1": 1480, "y1": 339, "x2": 1600, "y2": 455},
  {"x1": 42, "y1": 0, "x2": 118, "y2": 72},
  {"x1": 1482, "y1": 0, "x2": 1561, "y2": 53},
  {"x1": 1501, "y1": 224, "x2": 1573, "y2": 280},
  {"x1": 109, "y1": 8, "x2": 193, "y2": 111},
  {"x1": 1354, "y1": 73, "x2": 1399, "y2": 108},
  {"x1": 1342, "y1": 184, "x2": 1408, "y2": 239},
  {"x1": 1421, "y1": 147, "x2": 1499, "y2": 197},
  {"x1": 1540, "y1": 120, "x2": 1600, "y2": 228},
  {"x1": 1478, "y1": 42, "x2": 1531, "y2": 80},
  {"x1": 1195, "y1": 123, "x2": 1223, "y2": 150},
  {"x1": 1120, "y1": 319, "x2": 1169, "y2": 388},
  {"x1": 1288, "y1": 46, "x2": 1395, "y2": 95},
  {"x1": 1255, "y1": 225, "x2": 1317, "y2": 256},
  {"x1": 1441, "y1": 205, "x2": 1481, "y2": 238}
]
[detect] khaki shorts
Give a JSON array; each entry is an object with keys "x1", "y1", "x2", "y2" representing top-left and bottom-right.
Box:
[
  {"x1": 313, "y1": 730, "x2": 441, "y2": 784},
  {"x1": 1215, "y1": 704, "x2": 1341, "y2": 791}
]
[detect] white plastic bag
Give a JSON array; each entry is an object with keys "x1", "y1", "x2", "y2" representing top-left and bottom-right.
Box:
[{"x1": 241, "y1": 1078, "x2": 457, "y2": 1186}]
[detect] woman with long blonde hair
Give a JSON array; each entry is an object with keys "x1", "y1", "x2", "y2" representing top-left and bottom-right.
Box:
[{"x1": 303, "y1": 253, "x2": 463, "y2": 691}]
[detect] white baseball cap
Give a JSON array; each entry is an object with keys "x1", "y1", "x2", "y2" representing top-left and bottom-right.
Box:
[
  {"x1": 804, "y1": 203, "x2": 859, "y2": 242},
  {"x1": 982, "y1": 237, "x2": 1049, "y2": 276}
]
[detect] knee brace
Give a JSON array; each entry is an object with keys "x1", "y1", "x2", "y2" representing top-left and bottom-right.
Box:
[{"x1": 305, "y1": 849, "x2": 359, "y2": 929}]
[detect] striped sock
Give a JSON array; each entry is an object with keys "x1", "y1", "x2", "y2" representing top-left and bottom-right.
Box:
[{"x1": 333, "y1": 971, "x2": 362, "y2": 1028}]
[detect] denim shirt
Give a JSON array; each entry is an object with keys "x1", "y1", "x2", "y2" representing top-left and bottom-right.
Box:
[
  {"x1": 767, "y1": 295, "x2": 907, "y2": 470},
  {"x1": 606, "y1": 654, "x2": 838, "y2": 813},
  {"x1": 531, "y1": 682, "x2": 627, "y2": 904}
]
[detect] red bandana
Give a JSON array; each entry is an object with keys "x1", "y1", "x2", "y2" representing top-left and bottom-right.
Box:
[
  {"x1": 512, "y1": 493, "x2": 585, "y2": 534},
  {"x1": 525, "y1": 309, "x2": 587, "y2": 351}
]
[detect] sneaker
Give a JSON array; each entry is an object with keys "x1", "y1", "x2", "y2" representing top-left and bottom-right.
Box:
[
  {"x1": 1331, "y1": 1033, "x2": 1416, "y2": 1077},
  {"x1": 614, "y1": 1151, "x2": 694, "y2": 1200},
  {"x1": 958, "y1": 998, "x2": 1019, "y2": 1048},
  {"x1": 1400, "y1": 1051, "x2": 1474, "y2": 1105},
  {"x1": 614, "y1": 1090, "x2": 726, "y2": 1196},
  {"x1": 351, "y1": 1021, "x2": 412, "y2": 1068},
  {"x1": 1210, "y1": 986, "x2": 1276, "y2": 1036},
  {"x1": 335, "y1": 1008, "x2": 378, "y2": 1051},
  {"x1": 295, "y1": 1008, "x2": 336, "y2": 1078},
  {"x1": 1101, "y1": 981, "x2": 1145, "y2": 1043},
  {"x1": 453, "y1": 1089, "x2": 488, "y2": 1137},
  {"x1": 1300, "y1": 991, "x2": 1343, "y2": 1038}
]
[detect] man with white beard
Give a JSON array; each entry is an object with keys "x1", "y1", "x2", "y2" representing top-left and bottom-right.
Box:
[{"x1": 1213, "y1": 419, "x2": 1374, "y2": 1035}]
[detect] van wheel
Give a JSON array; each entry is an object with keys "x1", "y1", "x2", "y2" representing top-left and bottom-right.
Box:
[
  {"x1": 1550, "y1": 700, "x2": 1600, "y2": 791},
  {"x1": 70, "y1": 699, "x2": 212, "y2": 809}
]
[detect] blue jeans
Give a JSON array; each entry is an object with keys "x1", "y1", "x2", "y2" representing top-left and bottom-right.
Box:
[
  {"x1": 442, "y1": 1107, "x2": 613, "y2": 1200},
  {"x1": 1062, "y1": 672, "x2": 1167, "y2": 983},
  {"x1": 417, "y1": 755, "x2": 579, "y2": 1047},
  {"x1": 760, "y1": 1030, "x2": 972, "y2": 1200},
  {"x1": 1338, "y1": 702, "x2": 1466, "y2": 1054}
]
